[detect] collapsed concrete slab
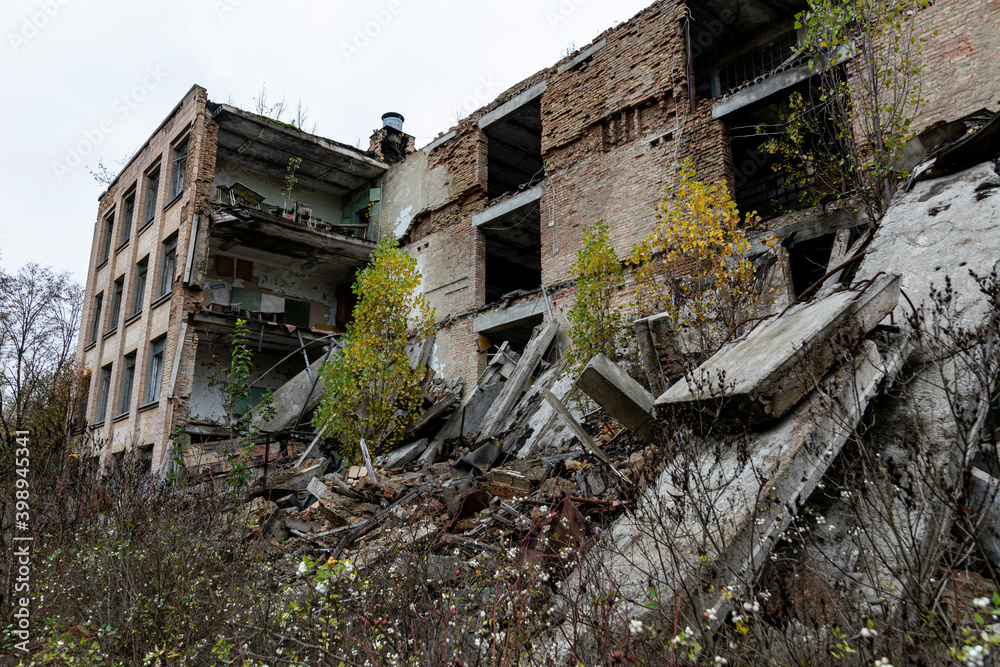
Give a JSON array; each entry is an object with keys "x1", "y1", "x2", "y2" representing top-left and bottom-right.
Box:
[
  {"x1": 576, "y1": 354, "x2": 656, "y2": 444},
  {"x1": 253, "y1": 353, "x2": 331, "y2": 433},
  {"x1": 656, "y1": 273, "x2": 901, "y2": 421},
  {"x1": 542, "y1": 334, "x2": 908, "y2": 662},
  {"x1": 857, "y1": 161, "x2": 1000, "y2": 335},
  {"x1": 375, "y1": 439, "x2": 429, "y2": 469}
]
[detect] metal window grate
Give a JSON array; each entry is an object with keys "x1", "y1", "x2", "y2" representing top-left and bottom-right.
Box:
[{"x1": 719, "y1": 32, "x2": 799, "y2": 96}]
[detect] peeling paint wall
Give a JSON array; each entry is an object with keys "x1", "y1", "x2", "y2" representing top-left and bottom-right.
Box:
[
  {"x1": 202, "y1": 254, "x2": 341, "y2": 327},
  {"x1": 189, "y1": 342, "x2": 307, "y2": 425},
  {"x1": 378, "y1": 148, "x2": 453, "y2": 239}
]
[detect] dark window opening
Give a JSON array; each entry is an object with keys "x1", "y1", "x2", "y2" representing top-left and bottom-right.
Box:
[
  {"x1": 718, "y1": 31, "x2": 800, "y2": 98},
  {"x1": 480, "y1": 314, "x2": 544, "y2": 358},
  {"x1": 480, "y1": 203, "x2": 542, "y2": 304},
  {"x1": 89, "y1": 292, "x2": 103, "y2": 345},
  {"x1": 484, "y1": 97, "x2": 544, "y2": 200},
  {"x1": 101, "y1": 210, "x2": 115, "y2": 263},
  {"x1": 137, "y1": 445, "x2": 154, "y2": 475},
  {"x1": 95, "y1": 364, "x2": 113, "y2": 424},
  {"x1": 170, "y1": 137, "x2": 189, "y2": 200},
  {"x1": 144, "y1": 167, "x2": 160, "y2": 225},
  {"x1": 145, "y1": 337, "x2": 166, "y2": 405},
  {"x1": 689, "y1": 0, "x2": 808, "y2": 101},
  {"x1": 728, "y1": 77, "x2": 842, "y2": 221},
  {"x1": 158, "y1": 234, "x2": 177, "y2": 298},
  {"x1": 131, "y1": 257, "x2": 149, "y2": 316},
  {"x1": 787, "y1": 232, "x2": 836, "y2": 298},
  {"x1": 120, "y1": 189, "x2": 136, "y2": 244},
  {"x1": 117, "y1": 352, "x2": 136, "y2": 417},
  {"x1": 284, "y1": 299, "x2": 311, "y2": 328}
]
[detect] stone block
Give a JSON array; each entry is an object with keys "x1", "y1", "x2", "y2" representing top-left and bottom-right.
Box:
[
  {"x1": 656, "y1": 273, "x2": 901, "y2": 421},
  {"x1": 576, "y1": 354, "x2": 656, "y2": 443}
]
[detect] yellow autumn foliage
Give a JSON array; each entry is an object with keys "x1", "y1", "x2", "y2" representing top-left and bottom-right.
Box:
[
  {"x1": 314, "y1": 238, "x2": 434, "y2": 462},
  {"x1": 629, "y1": 160, "x2": 778, "y2": 354}
]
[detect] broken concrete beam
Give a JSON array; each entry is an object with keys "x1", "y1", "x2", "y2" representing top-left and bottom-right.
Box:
[
  {"x1": 306, "y1": 477, "x2": 332, "y2": 501},
  {"x1": 254, "y1": 353, "x2": 331, "y2": 433},
  {"x1": 307, "y1": 477, "x2": 366, "y2": 527},
  {"x1": 576, "y1": 354, "x2": 656, "y2": 444},
  {"x1": 477, "y1": 322, "x2": 558, "y2": 443},
  {"x1": 285, "y1": 516, "x2": 326, "y2": 534},
  {"x1": 632, "y1": 316, "x2": 704, "y2": 395},
  {"x1": 656, "y1": 273, "x2": 901, "y2": 421},
  {"x1": 405, "y1": 334, "x2": 435, "y2": 371},
  {"x1": 540, "y1": 387, "x2": 629, "y2": 483},
  {"x1": 375, "y1": 439, "x2": 429, "y2": 469},
  {"x1": 633, "y1": 315, "x2": 669, "y2": 396},
  {"x1": 271, "y1": 461, "x2": 325, "y2": 491},
  {"x1": 437, "y1": 381, "x2": 504, "y2": 441},
  {"x1": 410, "y1": 393, "x2": 458, "y2": 434},
  {"x1": 542, "y1": 335, "x2": 907, "y2": 663},
  {"x1": 418, "y1": 440, "x2": 441, "y2": 467}
]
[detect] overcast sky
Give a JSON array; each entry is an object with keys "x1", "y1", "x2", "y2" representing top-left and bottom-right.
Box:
[{"x1": 0, "y1": 0, "x2": 655, "y2": 285}]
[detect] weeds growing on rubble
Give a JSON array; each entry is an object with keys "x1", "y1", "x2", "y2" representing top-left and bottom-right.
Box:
[{"x1": 4, "y1": 238, "x2": 1000, "y2": 666}]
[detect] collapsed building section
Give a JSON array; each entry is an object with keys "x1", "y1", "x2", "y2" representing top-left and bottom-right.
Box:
[
  {"x1": 381, "y1": 0, "x2": 998, "y2": 387},
  {"x1": 76, "y1": 0, "x2": 1000, "y2": 476}
]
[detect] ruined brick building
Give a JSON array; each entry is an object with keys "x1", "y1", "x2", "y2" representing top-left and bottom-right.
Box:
[{"x1": 76, "y1": 0, "x2": 1000, "y2": 470}]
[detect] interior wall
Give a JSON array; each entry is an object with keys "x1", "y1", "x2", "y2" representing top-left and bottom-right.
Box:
[{"x1": 212, "y1": 160, "x2": 344, "y2": 224}]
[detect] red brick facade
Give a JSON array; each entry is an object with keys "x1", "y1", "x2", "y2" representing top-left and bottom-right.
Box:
[{"x1": 386, "y1": 0, "x2": 998, "y2": 387}]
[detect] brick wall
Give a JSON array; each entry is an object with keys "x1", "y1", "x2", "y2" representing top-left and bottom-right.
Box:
[
  {"x1": 76, "y1": 85, "x2": 208, "y2": 469},
  {"x1": 393, "y1": 0, "x2": 997, "y2": 390},
  {"x1": 913, "y1": 0, "x2": 1000, "y2": 129},
  {"x1": 394, "y1": 0, "x2": 736, "y2": 386}
]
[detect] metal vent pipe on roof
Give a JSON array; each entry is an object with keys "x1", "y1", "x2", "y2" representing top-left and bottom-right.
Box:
[{"x1": 381, "y1": 112, "x2": 404, "y2": 132}]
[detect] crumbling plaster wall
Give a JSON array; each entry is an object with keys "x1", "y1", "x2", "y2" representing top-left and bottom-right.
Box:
[
  {"x1": 379, "y1": 148, "x2": 453, "y2": 239},
  {"x1": 201, "y1": 256, "x2": 340, "y2": 328},
  {"x1": 188, "y1": 344, "x2": 303, "y2": 425}
]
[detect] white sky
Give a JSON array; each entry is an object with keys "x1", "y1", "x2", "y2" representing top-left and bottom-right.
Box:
[{"x1": 0, "y1": 0, "x2": 655, "y2": 285}]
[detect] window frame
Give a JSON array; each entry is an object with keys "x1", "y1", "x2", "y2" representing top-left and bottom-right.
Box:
[
  {"x1": 158, "y1": 234, "x2": 178, "y2": 299},
  {"x1": 130, "y1": 256, "x2": 149, "y2": 318},
  {"x1": 95, "y1": 363, "x2": 113, "y2": 424},
  {"x1": 119, "y1": 187, "x2": 136, "y2": 247},
  {"x1": 145, "y1": 337, "x2": 167, "y2": 406},
  {"x1": 100, "y1": 209, "x2": 115, "y2": 264},
  {"x1": 170, "y1": 136, "x2": 189, "y2": 201},
  {"x1": 89, "y1": 292, "x2": 104, "y2": 345},
  {"x1": 143, "y1": 166, "x2": 161, "y2": 227},
  {"x1": 107, "y1": 276, "x2": 125, "y2": 332},
  {"x1": 117, "y1": 351, "x2": 137, "y2": 417}
]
